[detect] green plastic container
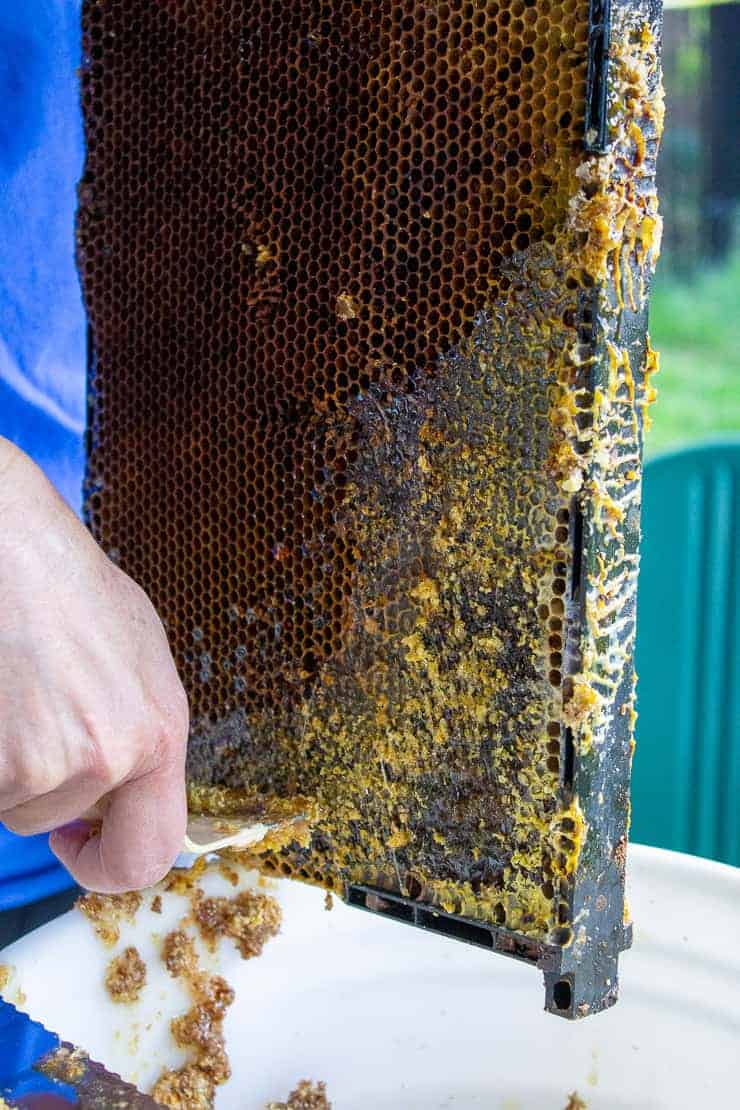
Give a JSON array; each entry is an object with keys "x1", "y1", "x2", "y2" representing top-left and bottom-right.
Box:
[{"x1": 632, "y1": 440, "x2": 740, "y2": 865}]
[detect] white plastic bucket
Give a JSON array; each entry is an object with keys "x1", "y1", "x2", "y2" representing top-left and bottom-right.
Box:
[{"x1": 4, "y1": 844, "x2": 739, "y2": 1108}]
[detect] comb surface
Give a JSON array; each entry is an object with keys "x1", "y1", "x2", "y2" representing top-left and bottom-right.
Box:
[{"x1": 79, "y1": 0, "x2": 663, "y2": 1015}]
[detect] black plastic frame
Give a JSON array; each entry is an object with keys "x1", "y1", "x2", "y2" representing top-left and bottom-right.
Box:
[
  {"x1": 347, "y1": 884, "x2": 559, "y2": 969},
  {"x1": 585, "y1": 0, "x2": 612, "y2": 153}
]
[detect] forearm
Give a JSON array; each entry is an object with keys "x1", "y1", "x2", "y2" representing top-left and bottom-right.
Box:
[
  {"x1": 0, "y1": 435, "x2": 58, "y2": 526},
  {"x1": 0, "y1": 437, "x2": 96, "y2": 613}
]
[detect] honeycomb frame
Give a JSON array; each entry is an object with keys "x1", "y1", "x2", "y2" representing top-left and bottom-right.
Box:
[{"x1": 79, "y1": 0, "x2": 663, "y2": 1017}]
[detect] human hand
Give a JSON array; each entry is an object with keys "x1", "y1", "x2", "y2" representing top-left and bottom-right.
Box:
[{"x1": 0, "y1": 438, "x2": 189, "y2": 892}]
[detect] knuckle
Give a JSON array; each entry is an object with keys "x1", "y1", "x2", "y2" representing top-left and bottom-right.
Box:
[
  {"x1": 87, "y1": 759, "x2": 121, "y2": 802},
  {"x1": 150, "y1": 697, "x2": 189, "y2": 765},
  {"x1": 3, "y1": 709, "x2": 62, "y2": 801},
  {"x1": 79, "y1": 713, "x2": 123, "y2": 788},
  {"x1": 89, "y1": 750, "x2": 119, "y2": 790},
  {"x1": 14, "y1": 751, "x2": 59, "y2": 799},
  {"x1": 0, "y1": 756, "x2": 22, "y2": 810}
]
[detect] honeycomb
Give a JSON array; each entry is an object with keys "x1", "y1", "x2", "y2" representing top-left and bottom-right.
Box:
[{"x1": 79, "y1": 0, "x2": 662, "y2": 946}]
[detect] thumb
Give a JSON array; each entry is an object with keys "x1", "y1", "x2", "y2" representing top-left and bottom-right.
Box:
[{"x1": 50, "y1": 760, "x2": 186, "y2": 893}]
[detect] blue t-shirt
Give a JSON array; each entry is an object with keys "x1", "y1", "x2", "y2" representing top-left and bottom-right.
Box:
[{"x1": 0, "y1": 0, "x2": 84, "y2": 907}]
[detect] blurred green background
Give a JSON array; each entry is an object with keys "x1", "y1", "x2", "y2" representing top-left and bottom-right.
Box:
[
  {"x1": 649, "y1": 248, "x2": 739, "y2": 452},
  {"x1": 647, "y1": 3, "x2": 739, "y2": 455}
]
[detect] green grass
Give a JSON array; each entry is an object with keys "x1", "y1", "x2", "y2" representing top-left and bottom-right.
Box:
[{"x1": 645, "y1": 250, "x2": 740, "y2": 455}]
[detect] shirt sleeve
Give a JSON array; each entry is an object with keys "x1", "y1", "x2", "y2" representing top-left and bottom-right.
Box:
[{"x1": 0, "y1": 0, "x2": 86, "y2": 512}]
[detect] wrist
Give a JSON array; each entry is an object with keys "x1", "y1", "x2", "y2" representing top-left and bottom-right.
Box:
[
  {"x1": 0, "y1": 438, "x2": 32, "y2": 527},
  {"x1": 0, "y1": 439, "x2": 77, "y2": 569}
]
